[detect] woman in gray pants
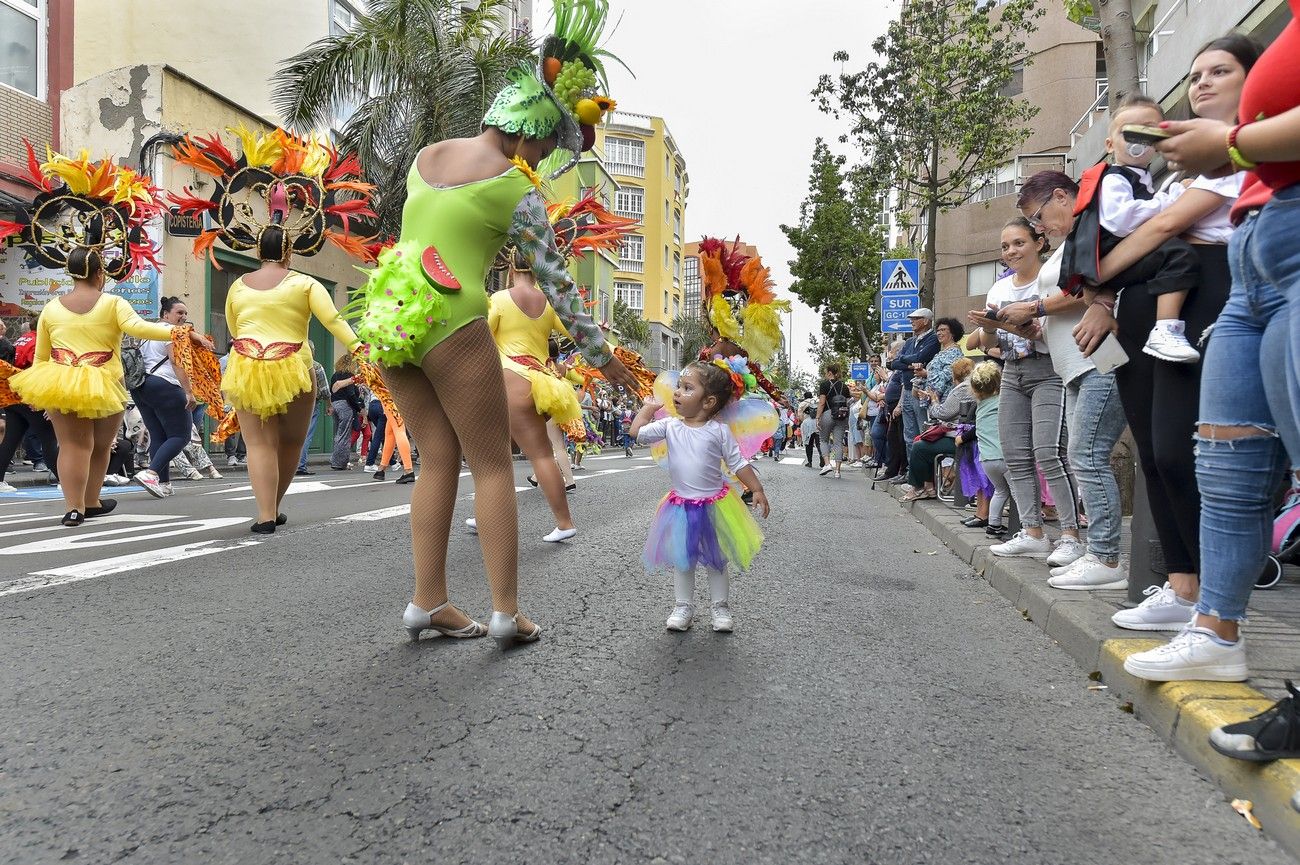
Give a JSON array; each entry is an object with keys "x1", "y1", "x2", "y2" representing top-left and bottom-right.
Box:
[
  {"x1": 967, "y1": 218, "x2": 1082, "y2": 567},
  {"x1": 329, "y1": 354, "x2": 362, "y2": 470}
]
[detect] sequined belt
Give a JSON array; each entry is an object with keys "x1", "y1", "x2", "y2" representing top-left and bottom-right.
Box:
[
  {"x1": 667, "y1": 484, "x2": 731, "y2": 506},
  {"x1": 232, "y1": 338, "x2": 304, "y2": 361},
  {"x1": 50, "y1": 348, "x2": 112, "y2": 367},
  {"x1": 509, "y1": 354, "x2": 559, "y2": 378}
]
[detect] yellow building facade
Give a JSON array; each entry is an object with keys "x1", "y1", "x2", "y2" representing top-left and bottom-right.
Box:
[{"x1": 596, "y1": 113, "x2": 689, "y2": 372}]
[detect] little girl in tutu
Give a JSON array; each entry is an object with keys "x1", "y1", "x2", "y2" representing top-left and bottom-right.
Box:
[{"x1": 630, "y1": 359, "x2": 771, "y2": 633}]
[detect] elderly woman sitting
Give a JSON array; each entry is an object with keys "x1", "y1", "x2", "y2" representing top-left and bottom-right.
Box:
[{"x1": 901, "y1": 356, "x2": 975, "y2": 502}]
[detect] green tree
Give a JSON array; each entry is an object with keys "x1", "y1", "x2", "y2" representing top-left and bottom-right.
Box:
[
  {"x1": 808, "y1": 333, "x2": 850, "y2": 380},
  {"x1": 613, "y1": 298, "x2": 650, "y2": 350},
  {"x1": 1065, "y1": 0, "x2": 1140, "y2": 111},
  {"x1": 814, "y1": 0, "x2": 1044, "y2": 306},
  {"x1": 272, "y1": 0, "x2": 534, "y2": 235},
  {"x1": 671, "y1": 312, "x2": 711, "y2": 367},
  {"x1": 780, "y1": 139, "x2": 884, "y2": 359}
]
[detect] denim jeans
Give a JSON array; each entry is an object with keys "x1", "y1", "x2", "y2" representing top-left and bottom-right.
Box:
[
  {"x1": 298, "y1": 401, "x2": 322, "y2": 470},
  {"x1": 131, "y1": 374, "x2": 192, "y2": 482},
  {"x1": 871, "y1": 413, "x2": 889, "y2": 465},
  {"x1": 901, "y1": 390, "x2": 926, "y2": 458},
  {"x1": 998, "y1": 354, "x2": 1077, "y2": 530},
  {"x1": 1065, "y1": 370, "x2": 1125, "y2": 562},
  {"x1": 366, "y1": 399, "x2": 387, "y2": 466},
  {"x1": 1195, "y1": 207, "x2": 1298, "y2": 621}
]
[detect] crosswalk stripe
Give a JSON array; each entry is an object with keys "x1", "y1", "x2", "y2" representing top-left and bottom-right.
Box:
[
  {"x1": 0, "y1": 539, "x2": 262, "y2": 598},
  {"x1": 335, "y1": 505, "x2": 411, "y2": 522}
]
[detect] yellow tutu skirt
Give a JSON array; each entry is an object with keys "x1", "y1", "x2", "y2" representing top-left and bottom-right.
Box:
[
  {"x1": 11, "y1": 362, "x2": 128, "y2": 419},
  {"x1": 502, "y1": 356, "x2": 581, "y2": 425},
  {"x1": 224, "y1": 349, "x2": 313, "y2": 420}
]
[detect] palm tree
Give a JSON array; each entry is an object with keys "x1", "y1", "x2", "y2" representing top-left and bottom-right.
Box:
[
  {"x1": 272, "y1": 0, "x2": 535, "y2": 235},
  {"x1": 671, "y1": 312, "x2": 710, "y2": 367},
  {"x1": 613, "y1": 298, "x2": 650, "y2": 350}
]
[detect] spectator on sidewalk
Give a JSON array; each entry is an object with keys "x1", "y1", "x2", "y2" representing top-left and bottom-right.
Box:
[
  {"x1": 889, "y1": 309, "x2": 940, "y2": 462},
  {"x1": 879, "y1": 339, "x2": 911, "y2": 483},
  {"x1": 0, "y1": 328, "x2": 59, "y2": 493},
  {"x1": 967, "y1": 218, "x2": 1082, "y2": 567},
  {"x1": 913, "y1": 318, "x2": 966, "y2": 402},
  {"x1": 297, "y1": 348, "x2": 330, "y2": 476},
  {"x1": 970, "y1": 362, "x2": 1010, "y2": 538},
  {"x1": 799, "y1": 391, "x2": 822, "y2": 468},
  {"x1": 130, "y1": 297, "x2": 200, "y2": 499},
  {"x1": 901, "y1": 357, "x2": 975, "y2": 502},
  {"x1": 1119, "y1": 25, "x2": 1300, "y2": 687},
  {"x1": 329, "y1": 354, "x2": 363, "y2": 470}
]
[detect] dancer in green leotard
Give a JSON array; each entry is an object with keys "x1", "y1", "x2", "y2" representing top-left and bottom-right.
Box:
[{"x1": 356, "y1": 0, "x2": 638, "y2": 648}]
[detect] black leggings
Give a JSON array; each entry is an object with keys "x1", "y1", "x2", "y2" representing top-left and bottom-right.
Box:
[
  {"x1": 0, "y1": 404, "x2": 59, "y2": 482},
  {"x1": 106, "y1": 437, "x2": 133, "y2": 478},
  {"x1": 885, "y1": 408, "x2": 908, "y2": 478},
  {"x1": 806, "y1": 432, "x2": 824, "y2": 467},
  {"x1": 1113, "y1": 244, "x2": 1230, "y2": 575}
]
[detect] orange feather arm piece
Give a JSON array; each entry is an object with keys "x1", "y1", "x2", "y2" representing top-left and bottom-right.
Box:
[
  {"x1": 350, "y1": 346, "x2": 400, "y2": 424},
  {"x1": 170, "y1": 326, "x2": 227, "y2": 433},
  {"x1": 0, "y1": 359, "x2": 19, "y2": 408}
]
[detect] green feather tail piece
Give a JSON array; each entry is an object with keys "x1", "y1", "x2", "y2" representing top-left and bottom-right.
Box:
[{"x1": 343, "y1": 241, "x2": 451, "y2": 368}]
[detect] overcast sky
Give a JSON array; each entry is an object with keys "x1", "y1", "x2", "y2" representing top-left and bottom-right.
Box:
[{"x1": 536, "y1": 1, "x2": 893, "y2": 376}]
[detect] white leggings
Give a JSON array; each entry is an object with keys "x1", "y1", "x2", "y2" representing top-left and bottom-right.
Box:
[{"x1": 675, "y1": 565, "x2": 729, "y2": 608}]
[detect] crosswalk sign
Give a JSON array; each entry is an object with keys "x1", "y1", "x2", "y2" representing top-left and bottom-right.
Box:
[{"x1": 879, "y1": 259, "x2": 921, "y2": 333}]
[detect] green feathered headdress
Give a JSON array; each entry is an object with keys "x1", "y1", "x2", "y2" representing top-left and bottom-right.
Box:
[{"x1": 482, "y1": 0, "x2": 630, "y2": 180}]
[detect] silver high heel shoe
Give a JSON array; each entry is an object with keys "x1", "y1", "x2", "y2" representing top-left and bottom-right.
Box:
[
  {"x1": 403, "y1": 602, "x2": 487, "y2": 641},
  {"x1": 488, "y1": 611, "x2": 542, "y2": 648}
]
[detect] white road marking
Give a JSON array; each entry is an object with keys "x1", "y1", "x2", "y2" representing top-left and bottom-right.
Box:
[
  {"x1": 227, "y1": 480, "x2": 378, "y2": 501},
  {"x1": 335, "y1": 505, "x2": 411, "y2": 522},
  {"x1": 0, "y1": 516, "x2": 250, "y2": 556},
  {"x1": 0, "y1": 539, "x2": 262, "y2": 598},
  {"x1": 2, "y1": 513, "x2": 179, "y2": 541}
]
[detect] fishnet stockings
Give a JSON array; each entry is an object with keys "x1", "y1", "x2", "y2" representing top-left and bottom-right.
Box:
[{"x1": 384, "y1": 321, "x2": 532, "y2": 631}]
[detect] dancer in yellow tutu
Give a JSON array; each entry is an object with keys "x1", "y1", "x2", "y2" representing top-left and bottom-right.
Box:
[
  {"x1": 1, "y1": 146, "x2": 213, "y2": 525},
  {"x1": 630, "y1": 359, "x2": 771, "y2": 634},
  {"x1": 488, "y1": 189, "x2": 638, "y2": 542},
  {"x1": 168, "y1": 127, "x2": 377, "y2": 533}
]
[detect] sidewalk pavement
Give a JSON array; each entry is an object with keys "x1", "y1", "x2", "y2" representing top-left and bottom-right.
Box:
[{"x1": 868, "y1": 472, "x2": 1300, "y2": 855}]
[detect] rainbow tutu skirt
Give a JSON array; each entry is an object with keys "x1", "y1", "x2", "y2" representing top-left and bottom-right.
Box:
[{"x1": 643, "y1": 484, "x2": 763, "y2": 573}]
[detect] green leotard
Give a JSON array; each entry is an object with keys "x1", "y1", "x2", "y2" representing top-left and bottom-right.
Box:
[{"x1": 356, "y1": 162, "x2": 611, "y2": 369}]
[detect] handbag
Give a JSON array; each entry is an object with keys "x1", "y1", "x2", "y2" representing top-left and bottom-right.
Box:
[{"x1": 915, "y1": 424, "x2": 951, "y2": 443}]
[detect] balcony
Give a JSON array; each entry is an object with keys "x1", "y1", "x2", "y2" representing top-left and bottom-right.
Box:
[
  {"x1": 619, "y1": 259, "x2": 645, "y2": 274},
  {"x1": 608, "y1": 161, "x2": 645, "y2": 178},
  {"x1": 615, "y1": 207, "x2": 643, "y2": 221}
]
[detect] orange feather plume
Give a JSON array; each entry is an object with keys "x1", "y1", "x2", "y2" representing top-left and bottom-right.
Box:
[{"x1": 739, "y1": 257, "x2": 777, "y2": 306}]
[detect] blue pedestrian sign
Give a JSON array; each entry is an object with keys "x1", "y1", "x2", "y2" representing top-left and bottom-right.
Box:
[
  {"x1": 880, "y1": 258, "x2": 921, "y2": 334},
  {"x1": 849, "y1": 362, "x2": 873, "y2": 382}
]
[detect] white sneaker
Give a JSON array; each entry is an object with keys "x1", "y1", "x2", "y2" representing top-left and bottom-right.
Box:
[
  {"x1": 542, "y1": 527, "x2": 577, "y2": 543},
  {"x1": 666, "y1": 603, "x2": 694, "y2": 631},
  {"x1": 133, "y1": 469, "x2": 172, "y2": 498},
  {"x1": 158, "y1": 482, "x2": 174, "y2": 496},
  {"x1": 1045, "y1": 536, "x2": 1086, "y2": 568},
  {"x1": 819, "y1": 465, "x2": 834, "y2": 476},
  {"x1": 711, "y1": 601, "x2": 734, "y2": 633},
  {"x1": 102, "y1": 474, "x2": 129, "y2": 487},
  {"x1": 991, "y1": 531, "x2": 1052, "y2": 558},
  {"x1": 363, "y1": 464, "x2": 378, "y2": 473},
  {"x1": 1123, "y1": 627, "x2": 1248, "y2": 682},
  {"x1": 0, "y1": 481, "x2": 16, "y2": 493},
  {"x1": 205, "y1": 467, "x2": 223, "y2": 479},
  {"x1": 1111, "y1": 582, "x2": 1195, "y2": 631},
  {"x1": 1048, "y1": 554, "x2": 1128, "y2": 590},
  {"x1": 227, "y1": 455, "x2": 238, "y2": 467},
  {"x1": 1142, "y1": 322, "x2": 1201, "y2": 363},
  {"x1": 465, "y1": 518, "x2": 477, "y2": 534},
  {"x1": 184, "y1": 468, "x2": 203, "y2": 480}
]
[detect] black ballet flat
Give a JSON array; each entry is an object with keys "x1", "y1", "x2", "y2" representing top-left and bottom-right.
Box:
[
  {"x1": 526, "y1": 475, "x2": 539, "y2": 487},
  {"x1": 61, "y1": 510, "x2": 85, "y2": 527},
  {"x1": 251, "y1": 520, "x2": 276, "y2": 534},
  {"x1": 275, "y1": 513, "x2": 287, "y2": 526},
  {"x1": 565, "y1": 483, "x2": 577, "y2": 492},
  {"x1": 961, "y1": 516, "x2": 988, "y2": 528},
  {"x1": 85, "y1": 499, "x2": 118, "y2": 518},
  {"x1": 395, "y1": 472, "x2": 416, "y2": 485}
]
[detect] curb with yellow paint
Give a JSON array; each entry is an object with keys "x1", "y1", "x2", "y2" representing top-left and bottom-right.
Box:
[{"x1": 881, "y1": 483, "x2": 1300, "y2": 855}]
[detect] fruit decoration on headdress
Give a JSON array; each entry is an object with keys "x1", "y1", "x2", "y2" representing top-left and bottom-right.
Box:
[
  {"x1": 483, "y1": 0, "x2": 629, "y2": 180},
  {"x1": 1, "y1": 141, "x2": 163, "y2": 281},
  {"x1": 168, "y1": 126, "x2": 377, "y2": 268}
]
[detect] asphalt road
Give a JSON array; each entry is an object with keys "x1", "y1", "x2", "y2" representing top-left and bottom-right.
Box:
[{"x1": 1, "y1": 451, "x2": 1292, "y2": 864}]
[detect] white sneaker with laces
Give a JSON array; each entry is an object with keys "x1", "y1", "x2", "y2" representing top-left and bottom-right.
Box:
[
  {"x1": 1123, "y1": 627, "x2": 1248, "y2": 681},
  {"x1": 991, "y1": 530, "x2": 1052, "y2": 558},
  {"x1": 1111, "y1": 582, "x2": 1195, "y2": 631},
  {"x1": 133, "y1": 469, "x2": 171, "y2": 498},
  {"x1": 1046, "y1": 535, "x2": 1086, "y2": 568},
  {"x1": 1143, "y1": 321, "x2": 1201, "y2": 363},
  {"x1": 0, "y1": 481, "x2": 15, "y2": 493},
  {"x1": 819, "y1": 465, "x2": 834, "y2": 476},
  {"x1": 158, "y1": 482, "x2": 174, "y2": 496},
  {"x1": 666, "y1": 603, "x2": 694, "y2": 632},
  {"x1": 364, "y1": 464, "x2": 378, "y2": 473},
  {"x1": 1048, "y1": 554, "x2": 1128, "y2": 590},
  {"x1": 227, "y1": 455, "x2": 238, "y2": 467},
  {"x1": 711, "y1": 602, "x2": 734, "y2": 633}
]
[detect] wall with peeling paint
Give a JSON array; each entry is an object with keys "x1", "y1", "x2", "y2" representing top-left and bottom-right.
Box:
[{"x1": 73, "y1": 0, "x2": 332, "y2": 124}]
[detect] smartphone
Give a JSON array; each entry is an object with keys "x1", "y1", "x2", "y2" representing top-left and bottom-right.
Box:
[
  {"x1": 1090, "y1": 333, "x2": 1130, "y2": 375},
  {"x1": 1121, "y1": 124, "x2": 1171, "y2": 147}
]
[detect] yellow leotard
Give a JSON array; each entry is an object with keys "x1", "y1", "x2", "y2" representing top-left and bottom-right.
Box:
[
  {"x1": 487, "y1": 290, "x2": 581, "y2": 425},
  {"x1": 11, "y1": 293, "x2": 173, "y2": 419},
  {"x1": 224, "y1": 270, "x2": 360, "y2": 419}
]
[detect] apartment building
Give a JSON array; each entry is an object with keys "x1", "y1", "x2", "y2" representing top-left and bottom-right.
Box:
[{"x1": 596, "y1": 113, "x2": 690, "y2": 372}]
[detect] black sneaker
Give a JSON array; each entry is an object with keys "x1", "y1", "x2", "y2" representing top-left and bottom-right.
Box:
[
  {"x1": 1210, "y1": 680, "x2": 1300, "y2": 762},
  {"x1": 986, "y1": 523, "x2": 1008, "y2": 538}
]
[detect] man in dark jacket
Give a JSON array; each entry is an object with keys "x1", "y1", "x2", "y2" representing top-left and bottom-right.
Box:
[{"x1": 888, "y1": 308, "x2": 940, "y2": 464}]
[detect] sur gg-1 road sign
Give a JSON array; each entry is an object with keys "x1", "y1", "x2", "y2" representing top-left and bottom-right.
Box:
[{"x1": 879, "y1": 259, "x2": 921, "y2": 333}]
